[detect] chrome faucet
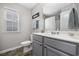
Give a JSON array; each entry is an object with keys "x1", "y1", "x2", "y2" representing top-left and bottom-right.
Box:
[{"x1": 51, "y1": 32, "x2": 59, "y2": 35}]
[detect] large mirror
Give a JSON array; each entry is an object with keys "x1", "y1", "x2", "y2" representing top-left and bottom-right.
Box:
[{"x1": 43, "y1": 3, "x2": 79, "y2": 32}]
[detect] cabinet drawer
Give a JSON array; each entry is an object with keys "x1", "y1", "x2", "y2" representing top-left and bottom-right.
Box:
[
  {"x1": 44, "y1": 37, "x2": 77, "y2": 55},
  {"x1": 44, "y1": 45, "x2": 69, "y2": 56},
  {"x1": 33, "y1": 35, "x2": 43, "y2": 42}
]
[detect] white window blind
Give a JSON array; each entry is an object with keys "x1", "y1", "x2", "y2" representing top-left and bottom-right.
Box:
[{"x1": 5, "y1": 8, "x2": 19, "y2": 32}]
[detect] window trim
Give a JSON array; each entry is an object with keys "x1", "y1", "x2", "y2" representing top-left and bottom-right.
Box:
[{"x1": 3, "y1": 7, "x2": 20, "y2": 32}]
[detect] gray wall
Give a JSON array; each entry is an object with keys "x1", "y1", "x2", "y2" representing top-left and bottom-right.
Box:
[{"x1": 0, "y1": 3, "x2": 32, "y2": 50}]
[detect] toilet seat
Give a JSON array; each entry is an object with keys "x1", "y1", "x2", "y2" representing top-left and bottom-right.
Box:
[{"x1": 21, "y1": 41, "x2": 32, "y2": 46}]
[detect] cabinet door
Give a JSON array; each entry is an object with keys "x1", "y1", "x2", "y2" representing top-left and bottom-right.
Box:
[
  {"x1": 44, "y1": 37, "x2": 76, "y2": 55},
  {"x1": 33, "y1": 35, "x2": 43, "y2": 42},
  {"x1": 44, "y1": 45, "x2": 69, "y2": 56},
  {"x1": 44, "y1": 47, "x2": 59, "y2": 56},
  {"x1": 32, "y1": 40, "x2": 42, "y2": 56}
]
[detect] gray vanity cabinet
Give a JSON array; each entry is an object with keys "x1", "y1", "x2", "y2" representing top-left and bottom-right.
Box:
[
  {"x1": 32, "y1": 40, "x2": 42, "y2": 56},
  {"x1": 44, "y1": 45, "x2": 59, "y2": 56},
  {"x1": 32, "y1": 35, "x2": 43, "y2": 56},
  {"x1": 44, "y1": 45, "x2": 69, "y2": 56},
  {"x1": 32, "y1": 34, "x2": 79, "y2": 56},
  {"x1": 33, "y1": 34, "x2": 43, "y2": 42},
  {"x1": 44, "y1": 37, "x2": 77, "y2": 55}
]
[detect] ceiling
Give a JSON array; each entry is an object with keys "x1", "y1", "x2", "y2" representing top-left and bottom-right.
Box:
[
  {"x1": 43, "y1": 3, "x2": 71, "y2": 16},
  {"x1": 19, "y1": 3, "x2": 73, "y2": 16},
  {"x1": 19, "y1": 3, "x2": 38, "y2": 10}
]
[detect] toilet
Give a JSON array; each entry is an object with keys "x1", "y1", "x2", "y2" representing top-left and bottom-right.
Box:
[
  {"x1": 20, "y1": 41, "x2": 32, "y2": 53},
  {"x1": 21, "y1": 35, "x2": 33, "y2": 53}
]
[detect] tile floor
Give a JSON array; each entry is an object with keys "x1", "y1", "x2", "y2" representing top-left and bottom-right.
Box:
[{"x1": 0, "y1": 47, "x2": 32, "y2": 56}]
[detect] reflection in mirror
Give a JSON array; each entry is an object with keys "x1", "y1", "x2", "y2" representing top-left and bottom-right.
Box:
[
  {"x1": 32, "y1": 3, "x2": 79, "y2": 33},
  {"x1": 43, "y1": 3, "x2": 79, "y2": 32},
  {"x1": 44, "y1": 15, "x2": 60, "y2": 32},
  {"x1": 60, "y1": 8, "x2": 78, "y2": 31},
  {"x1": 32, "y1": 20, "x2": 39, "y2": 29},
  {"x1": 45, "y1": 16, "x2": 56, "y2": 32},
  {"x1": 55, "y1": 15, "x2": 60, "y2": 31}
]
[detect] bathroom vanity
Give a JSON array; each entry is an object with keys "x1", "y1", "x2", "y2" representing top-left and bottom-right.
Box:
[
  {"x1": 32, "y1": 3, "x2": 79, "y2": 56},
  {"x1": 32, "y1": 33, "x2": 79, "y2": 56}
]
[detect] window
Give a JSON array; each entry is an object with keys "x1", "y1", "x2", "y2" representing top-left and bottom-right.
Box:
[{"x1": 5, "y1": 8, "x2": 19, "y2": 32}]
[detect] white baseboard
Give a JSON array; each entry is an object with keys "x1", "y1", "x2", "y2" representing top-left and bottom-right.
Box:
[{"x1": 0, "y1": 45, "x2": 22, "y2": 54}]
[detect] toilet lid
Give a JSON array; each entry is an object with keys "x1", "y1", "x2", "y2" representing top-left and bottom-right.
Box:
[{"x1": 21, "y1": 41, "x2": 32, "y2": 46}]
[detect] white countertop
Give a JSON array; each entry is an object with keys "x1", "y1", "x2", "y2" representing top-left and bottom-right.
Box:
[{"x1": 33, "y1": 33, "x2": 79, "y2": 43}]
